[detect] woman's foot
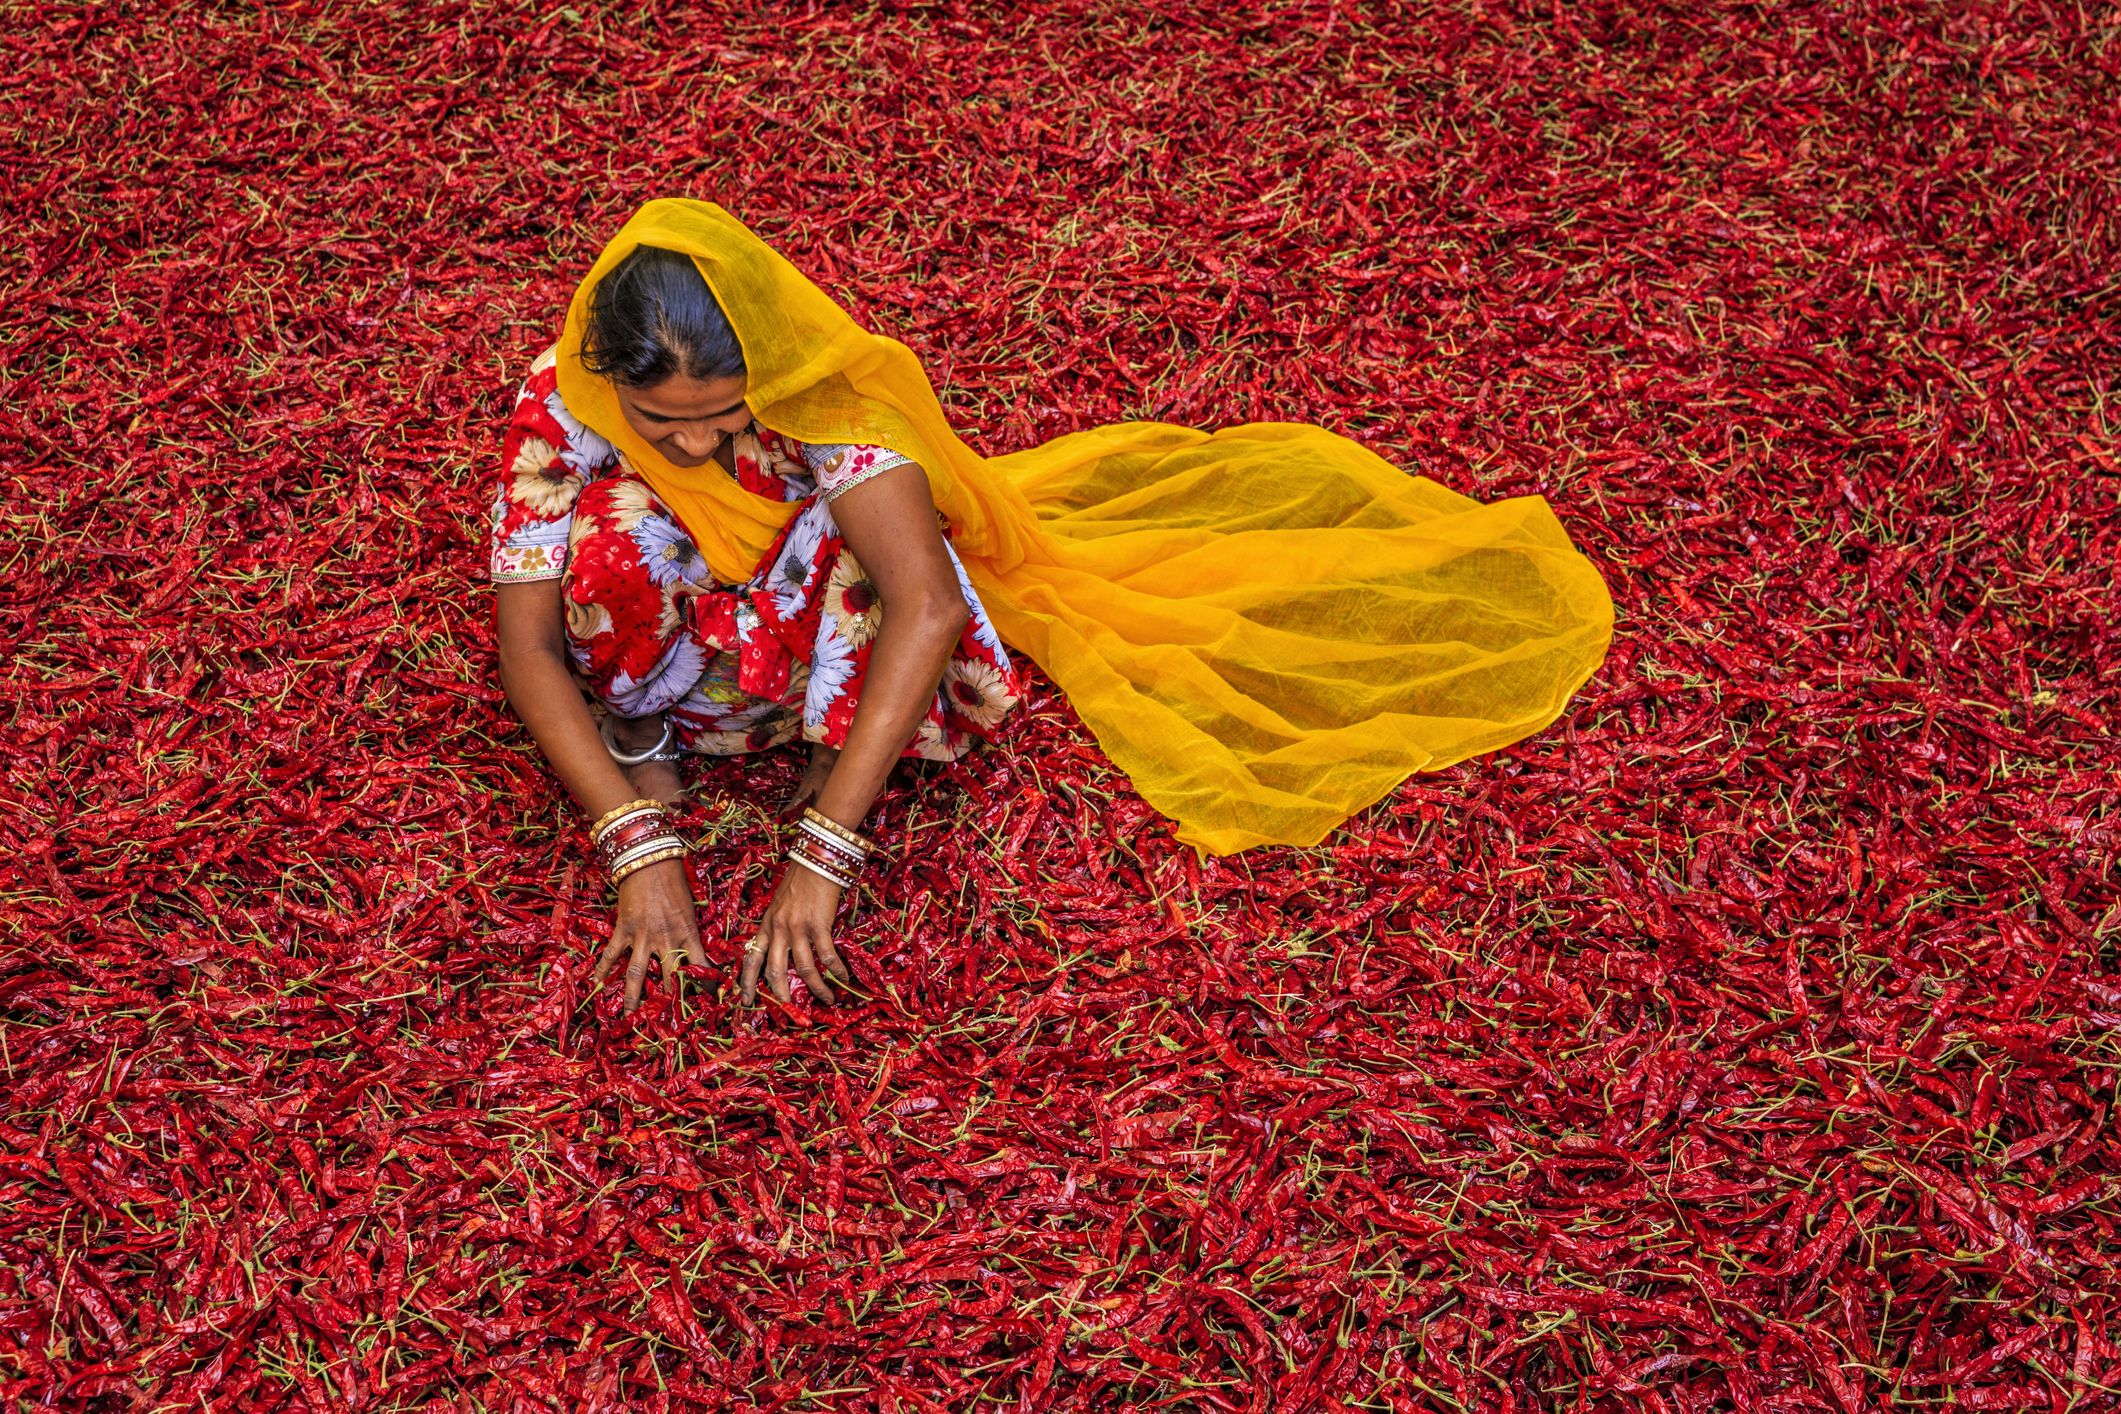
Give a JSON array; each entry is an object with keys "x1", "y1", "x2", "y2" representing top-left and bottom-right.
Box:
[
  {"x1": 779, "y1": 742, "x2": 840, "y2": 819},
  {"x1": 610, "y1": 712, "x2": 686, "y2": 806}
]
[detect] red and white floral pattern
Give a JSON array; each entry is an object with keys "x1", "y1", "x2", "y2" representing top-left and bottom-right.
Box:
[{"x1": 486, "y1": 354, "x2": 1023, "y2": 760}]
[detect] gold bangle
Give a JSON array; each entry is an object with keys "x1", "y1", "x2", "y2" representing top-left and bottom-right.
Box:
[
  {"x1": 612, "y1": 852, "x2": 686, "y2": 888},
  {"x1": 796, "y1": 816, "x2": 867, "y2": 864},
  {"x1": 592, "y1": 797, "x2": 662, "y2": 836},
  {"x1": 800, "y1": 805, "x2": 877, "y2": 856},
  {"x1": 789, "y1": 835, "x2": 861, "y2": 882},
  {"x1": 593, "y1": 807, "x2": 668, "y2": 852},
  {"x1": 591, "y1": 797, "x2": 667, "y2": 842},
  {"x1": 611, "y1": 844, "x2": 688, "y2": 885},
  {"x1": 609, "y1": 833, "x2": 689, "y2": 875}
]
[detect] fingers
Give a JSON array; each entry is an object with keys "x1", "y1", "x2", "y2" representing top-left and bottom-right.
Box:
[
  {"x1": 595, "y1": 890, "x2": 704, "y2": 1015},
  {"x1": 791, "y1": 934, "x2": 835, "y2": 1006},
  {"x1": 657, "y1": 934, "x2": 689, "y2": 993},
  {"x1": 740, "y1": 933, "x2": 797, "y2": 1007},
  {"x1": 735, "y1": 925, "x2": 855, "y2": 1009},
  {"x1": 810, "y1": 933, "x2": 854, "y2": 987},
  {"x1": 740, "y1": 934, "x2": 766, "y2": 1007},
  {"x1": 623, "y1": 930, "x2": 652, "y2": 1014},
  {"x1": 593, "y1": 926, "x2": 631, "y2": 989},
  {"x1": 662, "y1": 912, "x2": 700, "y2": 987},
  {"x1": 766, "y1": 934, "x2": 793, "y2": 1006}
]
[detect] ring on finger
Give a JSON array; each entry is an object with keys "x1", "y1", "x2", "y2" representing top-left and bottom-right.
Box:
[{"x1": 743, "y1": 935, "x2": 768, "y2": 956}]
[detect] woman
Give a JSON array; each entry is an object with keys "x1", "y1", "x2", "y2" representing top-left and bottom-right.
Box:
[
  {"x1": 491, "y1": 200, "x2": 1617, "y2": 1017},
  {"x1": 490, "y1": 246, "x2": 1023, "y2": 1014}
]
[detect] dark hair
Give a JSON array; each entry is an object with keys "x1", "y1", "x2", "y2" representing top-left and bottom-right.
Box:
[{"x1": 578, "y1": 244, "x2": 746, "y2": 387}]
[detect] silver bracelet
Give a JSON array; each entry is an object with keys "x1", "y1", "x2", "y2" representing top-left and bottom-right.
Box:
[{"x1": 600, "y1": 713, "x2": 679, "y2": 766}]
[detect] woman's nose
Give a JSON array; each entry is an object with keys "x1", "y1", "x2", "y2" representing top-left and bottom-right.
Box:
[{"x1": 667, "y1": 427, "x2": 712, "y2": 460}]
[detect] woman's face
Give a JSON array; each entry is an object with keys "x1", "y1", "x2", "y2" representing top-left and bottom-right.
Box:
[{"x1": 613, "y1": 371, "x2": 751, "y2": 467}]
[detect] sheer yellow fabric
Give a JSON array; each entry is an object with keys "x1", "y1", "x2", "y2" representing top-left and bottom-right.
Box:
[{"x1": 554, "y1": 199, "x2": 1616, "y2": 856}]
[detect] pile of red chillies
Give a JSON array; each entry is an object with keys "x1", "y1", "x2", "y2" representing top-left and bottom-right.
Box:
[{"x1": 3, "y1": 1, "x2": 2116, "y2": 1408}]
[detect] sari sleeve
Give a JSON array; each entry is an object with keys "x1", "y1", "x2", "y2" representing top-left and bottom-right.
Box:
[
  {"x1": 799, "y1": 441, "x2": 915, "y2": 504},
  {"x1": 487, "y1": 357, "x2": 606, "y2": 583}
]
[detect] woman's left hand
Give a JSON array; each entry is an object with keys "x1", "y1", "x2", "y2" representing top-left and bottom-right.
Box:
[{"x1": 741, "y1": 862, "x2": 854, "y2": 1006}]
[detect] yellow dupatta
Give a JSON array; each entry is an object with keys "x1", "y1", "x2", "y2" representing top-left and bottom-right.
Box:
[{"x1": 555, "y1": 199, "x2": 1616, "y2": 856}]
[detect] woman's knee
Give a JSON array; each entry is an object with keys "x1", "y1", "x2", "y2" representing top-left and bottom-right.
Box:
[
  {"x1": 562, "y1": 482, "x2": 689, "y2": 628},
  {"x1": 560, "y1": 480, "x2": 705, "y2": 708}
]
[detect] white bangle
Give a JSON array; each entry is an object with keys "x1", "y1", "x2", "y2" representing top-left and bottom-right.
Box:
[
  {"x1": 787, "y1": 849, "x2": 855, "y2": 891},
  {"x1": 610, "y1": 834, "x2": 688, "y2": 875},
  {"x1": 591, "y1": 805, "x2": 665, "y2": 847},
  {"x1": 797, "y1": 816, "x2": 867, "y2": 864},
  {"x1": 612, "y1": 846, "x2": 688, "y2": 886}
]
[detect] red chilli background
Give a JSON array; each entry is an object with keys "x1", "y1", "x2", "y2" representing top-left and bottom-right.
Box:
[{"x1": 6, "y1": 2, "x2": 2117, "y2": 1410}]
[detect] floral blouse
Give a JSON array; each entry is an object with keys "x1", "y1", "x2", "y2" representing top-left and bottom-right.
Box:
[{"x1": 486, "y1": 346, "x2": 918, "y2": 585}]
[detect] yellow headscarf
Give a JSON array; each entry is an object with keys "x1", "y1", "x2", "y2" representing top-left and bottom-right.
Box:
[{"x1": 556, "y1": 199, "x2": 1616, "y2": 856}]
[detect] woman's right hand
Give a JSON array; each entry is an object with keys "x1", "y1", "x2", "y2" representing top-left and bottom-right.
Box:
[{"x1": 591, "y1": 857, "x2": 702, "y2": 1014}]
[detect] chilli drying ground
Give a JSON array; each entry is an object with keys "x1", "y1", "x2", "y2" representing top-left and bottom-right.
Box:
[{"x1": 4, "y1": 1, "x2": 2118, "y2": 1409}]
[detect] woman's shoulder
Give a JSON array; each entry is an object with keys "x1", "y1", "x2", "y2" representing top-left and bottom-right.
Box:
[
  {"x1": 509, "y1": 342, "x2": 616, "y2": 472},
  {"x1": 746, "y1": 427, "x2": 911, "y2": 503},
  {"x1": 507, "y1": 343, "x2": 562, "y2": 429},
  {"x1": 795, "y1": 439, "x2": 916, "y2": 503},
  {"x1": 510, "y1": 342, "x2": 561, "y2": 407}
]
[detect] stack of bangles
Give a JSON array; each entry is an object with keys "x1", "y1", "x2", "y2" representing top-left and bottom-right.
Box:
[
  {"x1": 787, "y1": 805, "x2": 879, "y2": 893},
  {"x1": 589, "y1": 798, "x2": 690, "y2": 887}
]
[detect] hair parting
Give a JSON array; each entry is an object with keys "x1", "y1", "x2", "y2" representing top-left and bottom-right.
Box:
[{"x1": 579, "y1": 244, "x2": 747, "y2": 387}]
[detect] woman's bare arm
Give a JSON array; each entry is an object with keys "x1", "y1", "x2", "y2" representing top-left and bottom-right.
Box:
[
  {"x1": 812, "y1": 465, "x2": 971, "y2": 830},
  {"x1": 495, "y1": 579, "x2": 700, "y2": 1011},
  {"x1": 740, "y1": 462, "x2": 969, "y2": 1006},
  {"x1": 495, "y1": 580, "x2": 642, "y2": 821}
]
